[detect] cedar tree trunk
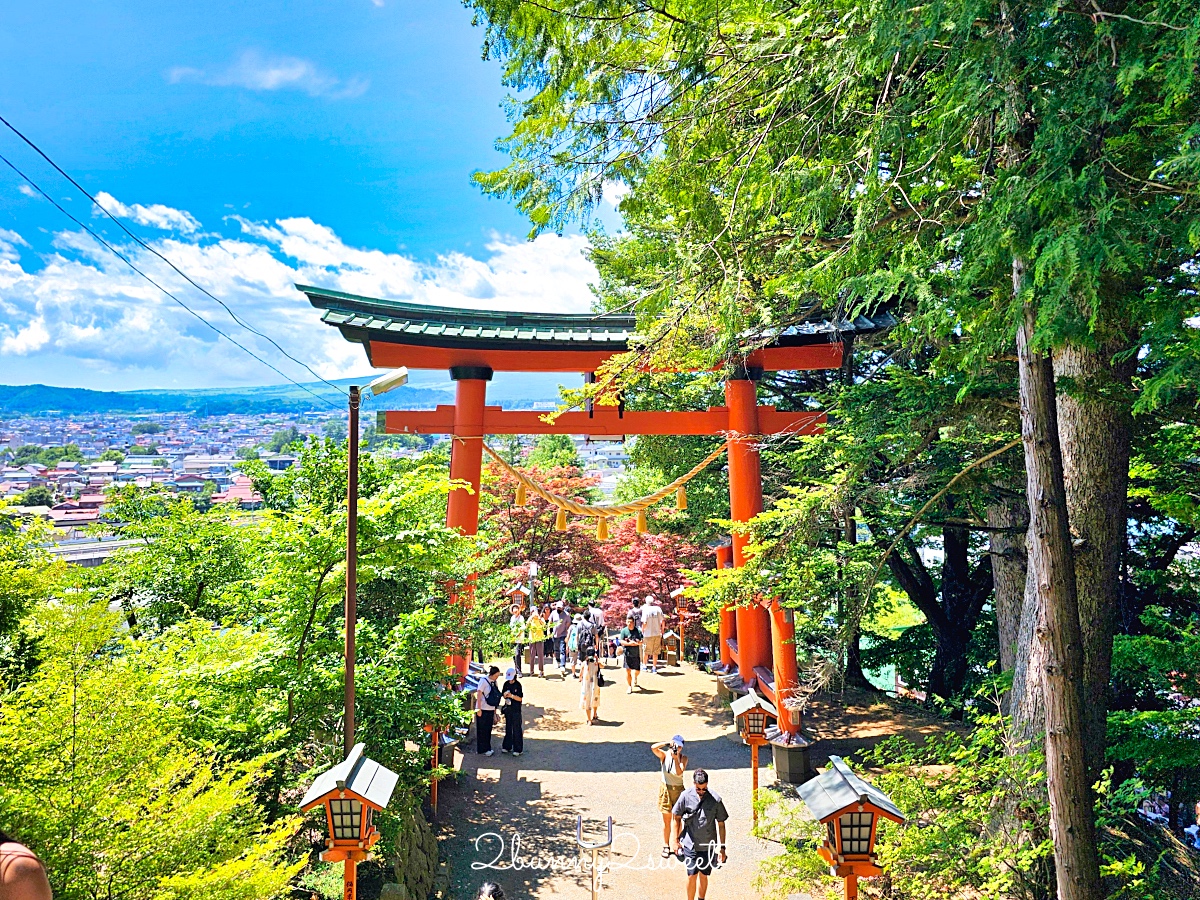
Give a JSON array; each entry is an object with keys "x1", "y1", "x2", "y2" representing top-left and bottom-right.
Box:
[
  {"x1": 1016, "y1": 277, "x2": 1103, "y2": 900},
  {"x1": 989, "y1": 491, "x2": 1028, "y2": 679},
  {"x1": 1053, "y1": 340, "x2": 1135, "y2": 780}
]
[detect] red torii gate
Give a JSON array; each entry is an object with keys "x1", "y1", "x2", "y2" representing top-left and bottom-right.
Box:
[{"x1": 303, "y1": 285, "x2": 891, "y2": 741}]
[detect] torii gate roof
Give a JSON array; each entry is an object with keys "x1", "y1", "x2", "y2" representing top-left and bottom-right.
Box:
[{"x1": 300, "y1": 285, "x2": 895, "y2": 372}]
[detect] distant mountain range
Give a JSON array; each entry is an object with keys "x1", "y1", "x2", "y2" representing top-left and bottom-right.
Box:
[{"x1": 0, "y1": 372, "x2": 581, "y2": 416}]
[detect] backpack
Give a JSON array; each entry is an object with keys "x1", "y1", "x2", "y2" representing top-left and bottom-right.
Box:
[{"x1": 486, "y1": 681, "x2": 502, "y2": 708}]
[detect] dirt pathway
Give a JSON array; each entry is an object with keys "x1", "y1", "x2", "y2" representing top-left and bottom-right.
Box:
[{"x1": 435, "y1": 658, "x2": 774, "y2": 900}]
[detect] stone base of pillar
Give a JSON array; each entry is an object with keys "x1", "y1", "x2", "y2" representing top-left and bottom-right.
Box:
[
  {"x1": 770, "y1": 740, "x2": 815, "y2": 784},
  {"x1": 716, "y1": 672, "x2": 751, "y2": 704}
]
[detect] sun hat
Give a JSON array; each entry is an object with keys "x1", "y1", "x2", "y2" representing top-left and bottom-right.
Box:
[
  {"x1": 573, "y1": 613, "x2": 584, "y2": 623},
  {"x1": 506, "y1": 667, "x2": 517, "y2": 680},
  {"x1": 672, "y1": 734, "x2": 685, "y2": 748}
]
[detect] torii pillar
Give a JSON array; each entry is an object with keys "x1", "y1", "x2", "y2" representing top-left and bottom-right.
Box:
[
  {"x1": 445, "y1": 365, "x2": 492, "y2": 678},
  {"x1": 725, "y1": 368, "x2": 802, "y2": 737},
  {"x1": 714, "y1": 540, "x2": 736, "y2": 670},
  {"x1": 725, "y1": 370, "x2": 772, "y2": 682}
]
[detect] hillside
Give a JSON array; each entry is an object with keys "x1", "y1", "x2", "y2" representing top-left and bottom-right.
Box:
[{"x1": 0, "y1": 372, "x2": 581, "y2": 416}]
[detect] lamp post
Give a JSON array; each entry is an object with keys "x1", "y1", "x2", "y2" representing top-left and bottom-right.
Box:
[
  {"x1": 301, "y1": 743, "x2": 399, "y2": 900},
  {"x1": 731, "y1": 689, "x2": 777, "y2": 827},
  {"x1": 796, "y1": 755, "x2": 906, "y2": 900},
  {"x1": 344, "y1": 368, "x2": 408, "y2": 755}
]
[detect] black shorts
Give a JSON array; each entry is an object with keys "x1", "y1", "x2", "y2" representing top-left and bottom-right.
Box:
[
  {"x1": 625, "y1": 651, "x2": 641, "y2": 671},
  {"x1": 683, "y1": 846, "x2": 717, "y2": 876}
]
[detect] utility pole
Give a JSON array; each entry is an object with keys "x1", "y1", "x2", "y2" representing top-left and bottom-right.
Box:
[{"x1": 345, "y1": 385, "x2": 360, "y2": 757}]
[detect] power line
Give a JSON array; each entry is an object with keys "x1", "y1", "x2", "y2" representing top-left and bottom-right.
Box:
[
  {"x1": 0, "y1": 113, "x2": 347, "y2": 397},
  {"x1": 0, "y1": 150, "x2": 344, "y2": 412}
]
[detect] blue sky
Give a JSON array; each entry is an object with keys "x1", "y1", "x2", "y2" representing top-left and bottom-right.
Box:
[{"x1": 0, "y1": 0, "x2": 617, "y2": 391}]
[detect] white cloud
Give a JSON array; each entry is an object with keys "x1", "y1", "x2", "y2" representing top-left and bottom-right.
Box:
[
  {"x1": 17, "y1": 184, "x2": 38, "y2": 198},
  {"x1": 0, "y1": 200, "x2": 598, "y2": 389},
  {"x1": 1, "y1": 318, "x2": 48, "y2": 355},
  {"x1": 94, "y1": 192, "x2": 201, "y2": 234},
  {"x1": 168, "y1": 50, "x2": 368, "y2": 99},
  {"x1": 601, "y1": 179, "x2": 630, "y2": 210}
]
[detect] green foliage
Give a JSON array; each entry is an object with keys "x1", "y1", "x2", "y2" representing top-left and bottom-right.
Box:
[
  {"x1": 16, "y1": 485, "x2": 53, "y2": 507},
  {"x1": 100, "y1": 448, "x2": 126, "y2": 463},
  {"x1": 0, "y1": 514, "x2": 59, "y2": 639},
  {"x1": 0, "y1": 440, "x2": 479, "y2": 894},
  {"x1": 525, "y1": 433, "x2": 582, "y2": 469},
  {"x1": 100, "y1": 493, "x2": 250, "y2": 631},
  {"x1": 0, "y1": 598, "x2": 302, "y2": 900},
  {"x1": 131, "y1": 421, "x2": 163, "y2": 435},
  {"x1": 266, "y1": 426, "x2": 302, "y2": 454},
  {"x1": 9, "y1": 443, "x2": 85, "y2": 467}
]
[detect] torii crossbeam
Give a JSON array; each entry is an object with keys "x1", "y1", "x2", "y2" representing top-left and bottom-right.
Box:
[{"x1": 303, "y1": 284, "x2": 893, "y2": 738}]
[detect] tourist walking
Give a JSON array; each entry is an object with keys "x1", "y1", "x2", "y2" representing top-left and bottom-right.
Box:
[
  {"x1": 567, "y1": 613, "x2": 584, "y2": 677},
  {"x1": 500, "y1": 667, "x2": 524, "y2": 756},
  {"x1": 541, "y1": 603, "x2": 555, "y2": 661},
  {"x1": 508, "y1": 605, "x2": 526, "y2": 676},
  {"x1": 619, "y1": 611, "x2": 644, "y2": 692},
  {"x1": 585, "y1": 600, "x2": 606, "y2": 656},
  {"x1": 550, "y1": 601, "x2": 571, "y2": 673},
  {"x1": 475, "y1": 666, "x2": 502, "y2": 756},
  {"x1": 670, "y1": 769, "x2": 728, "y2": 900},
  {"x1": 527, "y1": 607, "x2": 547, "y2": 676},
  {"x1": 641, "y1": 595, "x2": 665, "y2": 672},
  {"x1": 651, "y1": 735, "x2": 688, "y2": 858},
  {"x1": 580, "y1": 645, "x2": 601, "y2": 724}
]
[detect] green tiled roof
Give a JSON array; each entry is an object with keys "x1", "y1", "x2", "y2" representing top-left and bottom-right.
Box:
[
  {"x1": 299, "y1": 284, "x2": 896, "y2": 352},
  {"x1": 300, "y1": 285, "x2": 634, "y2": 351}
]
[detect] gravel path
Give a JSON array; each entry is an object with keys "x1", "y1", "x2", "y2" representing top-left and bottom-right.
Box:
[{"x1": 435, "y1": 657, "x2": 776, "y2": 900}]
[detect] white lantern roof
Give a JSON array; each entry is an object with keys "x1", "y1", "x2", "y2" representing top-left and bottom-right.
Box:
[
  {"x1": 796, "y1": 755, "x2": 905, "y2": 824},
  {"x1": 301, "y1": 742, "x2": 399, "y2": 812}
]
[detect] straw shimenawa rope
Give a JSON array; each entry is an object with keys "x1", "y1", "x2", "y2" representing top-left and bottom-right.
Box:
[{"x1": 481, "y1": 440, "x2": 728, "y2": 520}]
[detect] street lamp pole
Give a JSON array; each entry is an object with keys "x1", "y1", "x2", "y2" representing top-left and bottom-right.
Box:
[
  {"x1": 343, "y1": 367, "x2": 408, "y2": 759},
  {"x1": 345, "y1": 384, "x2": 360, "y2": 757}
]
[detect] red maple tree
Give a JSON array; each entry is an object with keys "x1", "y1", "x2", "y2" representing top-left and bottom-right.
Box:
[
  {"x1": 599, "y1": 517, "x2": 709, "y2": 628},
  {"x1": 480, "y1": 462, "x2": 614, "y2": 605}
]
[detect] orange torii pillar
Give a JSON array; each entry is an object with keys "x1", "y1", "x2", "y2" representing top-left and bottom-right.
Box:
[
  {"x1": 445, "y1": 365, "x2": 492, "y2": 678},
  {"x1": 714, "y1": 541, "x2": 736, "y2": 670},
  {"x1": 725, "y1": 371, "x2": 772, "y2": 684}
]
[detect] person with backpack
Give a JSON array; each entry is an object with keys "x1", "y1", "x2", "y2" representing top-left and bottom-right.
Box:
[
  {"x1": 670, "y1": 769, "x2": 729, "y2": 900},
  {"x1": 475, "y1": 666, "x2": 502, "y2": 756},
  {"x1": 586, "y1": 601, "x2": 606, "y2": 656},
  {"x1": 567, "y1": 613, "x2": 584, "y2": 678}
]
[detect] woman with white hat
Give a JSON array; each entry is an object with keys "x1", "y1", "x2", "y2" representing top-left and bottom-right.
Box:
[{"x1": 651, "y1": 735, "x2": 689, "y2": 858}]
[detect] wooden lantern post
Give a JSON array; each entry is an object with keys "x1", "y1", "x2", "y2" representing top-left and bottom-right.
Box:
[
  {"x1": 731, "y1": 690, "x2": 777, "y2": 826},
  {"x1": 796, "y1": 756, "x2": 906, "y2": 900},
  {"x1": 301, "y1": 743, "x2": 399, "y2": 900}
]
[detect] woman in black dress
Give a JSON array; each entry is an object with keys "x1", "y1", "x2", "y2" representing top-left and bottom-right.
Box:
[{"x1": 500, "y1": 667, "x2": 524, "y2": 756}]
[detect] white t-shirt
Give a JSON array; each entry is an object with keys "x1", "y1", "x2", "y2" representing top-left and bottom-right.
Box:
[{"x1": 641, "y1": 603, "x2": 664, "y2": 638}]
